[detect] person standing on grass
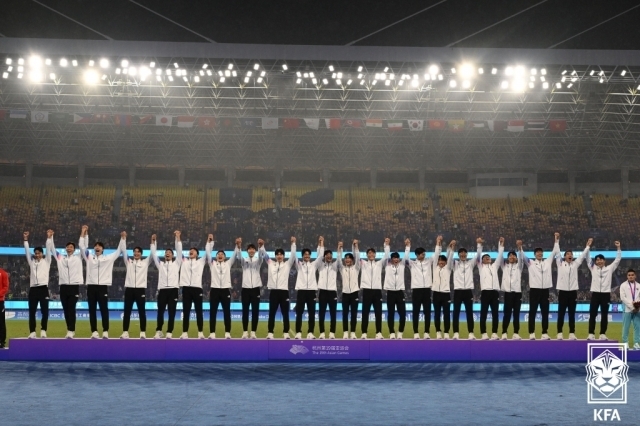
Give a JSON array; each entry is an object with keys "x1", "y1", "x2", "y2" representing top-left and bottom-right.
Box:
[
  {"x1": 406, "y1": 236, "x2": 442, "y2": 340},
  {"x1": 500, "y1": 240, "x2": 524, "y2": 340},
  {"x1": 0, "y1": 266, "x2": 8, "y2": 348},
  {"x1": 23, "y1": 231, "x2": 52, "y2": 339},
  {"x1": 205, "y1": 236, "x2": 239, "y2": 339},
  {"x1": 620, "y1": 269, "x2": 640, "y2": 350},
  {"x1": 383, "y1": 240, "x2": 411, "y2": 340},
  {"x1": 317, "y1": 240, "x2": 341, "y2": 340},
  {"x1": 178, "y1": 234, "x2": 213, "y2": 340},
  {"x1": 555, "y1": 238, "x2": 592, "y2": 340},
  {"x1": 265, "y1": 237, "x2": 297, "y2": 339},
  {"x1": 151, "y1": 231, "x2": 182, "y2": 339},
  {"x1": 237, "y1": 238, "x2": 268, "y2": 339},
  {"x1": 338, "y1": 240, "x2": 360, "y2": 339},
  {"x1": 292, "y1": 237, "x2": 323, "y2": 340},
  {"x1": 120, "y1": 239, "x2": 153, "y2": 340},
  {"x1": 478, "y1": 237, "x2": 504, "y2": 340},
  {"x1": 586, "y1": 241, "x2": 622, "y2": 341},
  {"x1": 359, "y1": 238, "x2": 390, "y2": 340},
  {"x1": 450, "y1": 239, "x2": 482, "y2": 340},
  {"x1": 521, "y1": 233, "x2": 560, "y2": 340},
  {"x1": 431, "y1": 243, "x2": 455, "y2": 340},
  {"x1": 46, "y1": 229, "x2": 84, "y2": 339},
  {"x1": 80, "y1": 226, "x2": 127, "y2": 339}
]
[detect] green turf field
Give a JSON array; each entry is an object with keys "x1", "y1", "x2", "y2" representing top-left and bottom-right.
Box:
[{"x1": 2, "y1": 320, "x2": 630, "y2": 347}]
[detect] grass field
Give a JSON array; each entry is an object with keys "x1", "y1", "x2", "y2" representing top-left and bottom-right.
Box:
[{"x1": 2, "y1": 320, "x2": 629, "y2": 347}]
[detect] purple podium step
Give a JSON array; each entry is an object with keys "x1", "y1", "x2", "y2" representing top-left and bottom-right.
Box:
[{"x1": 2, "y1": 338, "x2": 639, "y2": 363}]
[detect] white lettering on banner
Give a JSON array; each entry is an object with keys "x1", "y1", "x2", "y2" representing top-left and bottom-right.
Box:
[
  {"x1": 593, "y1": 409, "x2": 621, "y2": 421},
  {"x1": 310, "y1": 345, "x2": 351, "y2": 355}
]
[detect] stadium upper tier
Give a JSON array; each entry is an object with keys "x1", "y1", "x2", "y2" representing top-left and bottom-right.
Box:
[{"x1": 0, "y1": 184, "x2": 635, "y2": 249}]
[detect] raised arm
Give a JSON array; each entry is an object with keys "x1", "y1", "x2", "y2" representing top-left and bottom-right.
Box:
[
  {"x1": 376, "y1": 238, "x2": 391, "y2": 266},
  {"x1": 611, "y1": 241, "x2": 622, "y2": 269},
  {"x1": 46, "y1": 230, "x2": 62, "y2": 260},
  {"x1": 336, "y1": 242, "x2": 344, "y2": 270},
  {"x1": 447, "y1": 240, "x2": 456, "y2": 268},
  {"x1": 80, "y1": 226, "x2": 90, "y2": 261},
  {"x1": 494, "y1": 237, "x2": 504, "y2": 268},
  {"x1": 175, "y1": 231, "x2": 183, "y2": 263},
  {"x1": 574, "y1": 238, "x2": 592, "y2": 267},
  {"x1": 545, "y1": 232, "x2": 560, "y2": 267},
  {"x1": 286, "y1": 237, "x2": 297, "y2": 267},
  {"x1": 150, "y1": 234, "x2": 162, "y2": 269},
  {"x1": 313, "y1": 236, "x2": 325, "y2": 268},
  {"x1": 115, "y1": 231, "x2": 128, "y2": 262},
  {"x1": 475, "y1": 238, "x2": 483, "y2": 266},
  {"x1": 23, "y1": 232, "x2": 33, "y2": 266},
  {"x1": 516, "y1": 240, "x2": 524, "y2": 271},
  {"x1": 353, "y1": 240, "x2": 361, "y2": 271},
  {"x1": 257, "y1": 238, "x2": 269, "y2": 264},
  {"x1": 203, "y1": 234, "x2": 214, "y2": 265},
  {"x1": 403, "y1": 239, "x2": 411, "y2": 264},
  {"x1": 431, "y1": 235, "x2": 443, "y2": 264},
  {"x1": 226, "y1": 239, "x2": 240, "y2": 266}
]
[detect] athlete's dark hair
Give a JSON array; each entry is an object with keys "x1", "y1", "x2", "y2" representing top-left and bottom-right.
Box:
[
  {"x1": 366, "y1": 248, "x2": 376, "y2": 254},
  {"x1": 438, "y1": 255, "x2": 447, "y2": 262},
  {"x1": 563, "y1": 250, "x2": 573, "y2": 256},
  {"x1": 627, "y1": 268, "x2": 635, "y2": 274},
  {"x1": 247, "y1": 244, "x2": 257, "y2": 251},
  {"x1": 65, "y1": 242, "x2": 76, "y2": 249},
  {"x1": 189, "y1": 247, "x2": 199, "y2": 255},
  {"x1": 458, "y1": 248, "x2": 467, "y2": 254},
  {"x1": 94, "y1": 242, "x2": 105, "y2": 249},
  {"x1": 534, "y1": 247, "x2": 543, "y2": 254},
  {"x1": 507, "y1": 251, "x2": 517, "y2": 258},
  {"x1": 274, "y1": 248, "x2": 285, "y2": 256},
  {"x1": 324, "y1": 249, "x2": 332, "y2": 257},
  {"x1": 594, "y1": 254, "x2": 605, "y2": 261},
  {"x1": 345, "y1": 253, "x2": 355, "y2": 261},
  {"x1": 390, "y1": 252, "x2": 400, "y2": 259},
  {"x1": 482, "y1": 254, "x2": 490, "y2": 260},
  {"x1": 414, "y1": 247, "x2": 426, "y2": 256},
  {"x1": 134, "y1": 246, "x2": 143, "y2": 253},
  {"x1": 216, "y1": 250, "x2": 225, "y2": 255},
  {"x1": 301, "y1": 248, "x2": 311, "y2": 256},
  {"x1": 34, "y1": 246, "x2": 43, "y2": 254}
]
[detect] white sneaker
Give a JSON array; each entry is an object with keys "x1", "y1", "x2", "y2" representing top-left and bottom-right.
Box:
[
  {"x1": 307, "y1": 332, "x2": 316, "y2": 340},
  {"x1": 444, "y1": 333, "x2": 450, "y2": 340},
  {"x1": 319, "y1": 333, "x2": 325, "y2": 339},
  {"x1": 294, "y1": 332, "x2": 302, "y2": 339},
  {"x1": 28, "y1": 332, "x2": 37, "y2": 339},
  {"x1": 414, "y1": 333, "x2": 420, "y2": 340},
  {"x1": 599, "y1": 334, "x2": 608, "y2": 340},
  {"x1": 587, "y1": 334, "x2": 595, "y2": 340},
  {"x1": 250, "y1": 332, "x2": 257, "y2": 339},
  {"x1": 266, "y1": 333, "x2": 274, "y2": 340},
  {"x1": 180, "y1": 332, "x2": 189, "y2": 339},
  {"x1": 197, "y1": 332, "x2": 205, "y2": 339},
  {"x1": 120, "y1": 331, "x2": 130, "y2": 339},
  {"x1": 102, "y1": 331, "x2": 109, "y2": 339},
  {"x1": 242, "y1": 331, "x2": 249, "y2": 339},
  {"x1": 343, "y1": 332, "x2": 349, "y2": 339},
  {"x1": 468, "y1": 334, "x2": 476, "y2": 340},
  {"x1": 436, "y1": 331, "x2": 442, "y2": 340},
  {"x1": 208, "y1": 333, "x2": 216, "y2": 339},
  {"x1": 481, "y1": 333, "x2": 489, "y2": 340},
  {"x1": 490, "y1": 333, "x2": 498, "y2": 340},
  {"x1": 351, "y1": 332, "x2": 358, "y2": 340},
  {"x1": 396, "y1": 332, "x2": 403, "y2": 340},
  {"x1": 512, "y1": 334, "x2": 522, "y2": 340},
  {"x1": 452, "y1": 332, "x2": 459, "y2": 340},
  {"x1": 361, "y1": 334, "x2": 368, "y2": 340},
  {"x1": 154, "y1": 331, "x2": 163, "y2": 339},
  {"x1": 529, "y1": 333, "x2": 536, "y2": 340},
  {"x1": 541, "y1": 334, "x2": 550, "y2": 341},
  {"x1": 501, "y1": 333, "x2": 508, "y2": 340},
  {"x1": 225, "y1": 332, "x2": 231, "y2": 339},
  {"x1": 568, "y1": 333, "x2": 577, "y2": 341},
  {"x1": 91, "y1": 331, "x2": 99, "y2": 339},
  {"x1": 140, "y1": 332, "x2": 146, "y2": 339},
  {"x1": 634, "y1": 343, "x2": 640, "y2": 350},
  {"x1": 389, "y1": 333, "x2": 396, "y2": 340},
  {"x1": 329, "y1": 332, "x2": 336, "y2": 339},
  {"x1": 40, "y1": 330, "x2": 47, "y2": 339},
  {"x1": 65, "y1": 331, "x2": 75, "y2": 339},
  {"x1": 423, "y1": 333, "x2": 430, "y2": 340},
  {"x1": 557, "y1": 333, "x2": 563, "y2": 340},
  {"x1": 375, "y1": 333, "x2": 384, "y2": 340},
  {"x1": 283, "y1": 333, "x2": 291, "y2": 339},
  {"x1": 166, "y1": 333, "x2": 173, "y2": 339}
]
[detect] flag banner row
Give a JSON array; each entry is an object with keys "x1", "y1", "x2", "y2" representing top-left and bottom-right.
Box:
[{"x1": 0, "y1": 110, "x2": 568, "y2": 132}]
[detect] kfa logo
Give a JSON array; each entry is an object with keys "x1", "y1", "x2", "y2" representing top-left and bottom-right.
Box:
[
  {"x1": 585, "y1": 343, "x2": 629, "y2": 404},
  {"x1": 593, "y1": 409, "x2": 621, "y2": 422}
]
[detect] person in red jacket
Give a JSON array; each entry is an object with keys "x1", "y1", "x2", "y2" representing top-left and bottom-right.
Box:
[{"x1": 0, "y1": 267, "x2": 8, "y2": 349}]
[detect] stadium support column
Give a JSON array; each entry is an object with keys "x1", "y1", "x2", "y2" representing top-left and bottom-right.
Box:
[
  {"x1": 179, "y1": 166, "x2": 185, "y2": 187},
  {"x1": 226, "y1": 167, "x2": 235, "y2": 187},
  {"x1": 322, "y1": 169, "x2": 330, "y2": 189},
  {"x1": 568, "y1": 171, "x2": 576, "y2": 196},
  {"x1": 419, "y1": 168, "x2": 425, "y2": 190},
  {"x1": 622, "y1": 167, "x2": 629, "y2": 200},
  {"x1": 370, "y1": 169, "x2": 377, "y2": 189},
  {"x1": 78, "y1": 164, "x2": 85, "y2": 188},
  {"x1": 25, "y1": 163, "x2": 33, "y2": 188},
  {"x1": 129, "y1": 166, "x2": 136, "y2": 187}
]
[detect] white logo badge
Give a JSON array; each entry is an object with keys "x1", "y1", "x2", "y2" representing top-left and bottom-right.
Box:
[
  {"x1": 585, "y1": 343, "x2": 629, "y2": 404},
  {"x1": 289, "y1": 344, "x2": 309, "y2": 355}
]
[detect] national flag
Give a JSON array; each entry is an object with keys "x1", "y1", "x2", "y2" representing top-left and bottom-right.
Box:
[
  {"x1": 487, "y1": 120, "x2": 507, "y2": 132},
  {"x1": 156, "y1": 115, "x2": 173, "y2": 126},
  {"x1": 240, "y1": 118, "x2": 259, "y2": 128},
  {"x1": 407, "y1": 120, "x2": 424, "y2": 131},
  {"x1": 137, "y1": 115, "x2": 154, "y2": 125},
  {"x1": 507, "y1": 120, "x2": 525, "y2": 132},
  {"x1": 365, "y1": 119, "x2": 383, "y2": 128},
  {"x1": 282, "y1": 118, "x2": 300, "y2": 129},
  {"x1": 262, "y1": 117, "x2": 278, "y2": 129},
  {"x1": 469, "y1": 121, "x2": 486, "y2": 129},
  {"x1": 31, "y1": 111, "x2": 49, "y2": 123},
  {"x1": 526, "y1": 120, "x2": 546, "y2": 131},
  {"x1": 448, "y1": 120, "x2": 465, "y2": 132},
  {"x1": 428, "y1": 119, "x2": 446, "y2": 130},
  {"x1": 177, "y1": 116, "x2": 195, "y2": 128},
  {"x1": 325, "y1": 118, "x2": 341, "y2": 129},
  {"x1": 549, "y1": 119, "x2": 567, "y2": 132},
  {"x1": 220, "y1": 117, "x2": 235, "y2": 128},
  {"x1": 92, "y1": 114, "x2": 111, "y2": 123},
  {"x1": 114, "y1": 114, "x2": 132, "y2": 127},
  {"x1": 343, "y1": 119, "x2": 362, "y2": 128},
  {"x1": 304, "y1": 118, "x2": 320, "y2": 130},
  {"x1": 50, "y1": 112, "x2": 69, "y2": 124},
  {"x1": 387, "y1": 120, "x2": 403, "y2": 131},
  {"x1": 0, "y1": 110, "x2": 6, "y2": 121},
  {"x1": 73, "y1": 113, "x2": 104, "y2": 123},
  {"x1": 10, "y1": 110, "x2": 28, "y2": 119},
  {"x1": 197, "y1": 116, "x2": 215, "y2": 128}
]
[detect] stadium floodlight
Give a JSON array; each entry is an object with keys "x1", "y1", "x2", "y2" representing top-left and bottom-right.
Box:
[
  {"x1": 372, "y1": 79, "x2": 377, "y2": 85},
  {"x1": 512, "y1": 79, "x2": 525, "y2": 92},
  {"x1": 296, "y1": 71, "x2": 302, "y2": 77},
  {"x1": 357, "y1": 66, "x2": 363, "y2": 72},
  {"x1": 2, "y1": 72, "x2": 8, "y2": 79},
  {"x1": 571, "y1": 77, "x2": 577, "y2": 82},
  {"x1": 217, "y1": 70, "x2": 223, "y2": 77},
  {"x1": 599, "y1": 70, "x2": 605, "y2": 76},
  {"x1": 542, "y1": 82, "x2": 549, "y2": 89},
  {"x1": 309, "y1": 72, "x2": 315, "y2": 78},
  {"x1": 219, "y1": 76, "x2": 225, "y2": 83},
  {"x1": 561, "y1": 70, "x2": 567, "y2": 75},
  {"x1": 398, "y1": 79, "x2": 404, "y2": 86},
  {"x1": 337, "y1": 72, "x2": 343, "y2": 79},
  {"x1": 168, "y1": 75, "x2": 174, "y2": 81},
  {"x1": 567, "y1": 83, "x2": 573, "y2": 88},
  {"x1": 411, "y1": 79, "x2": 419, "y2": 87},
  {"x1": 311, "y1": 78, "x2": 317, "y2": 84},
  {"x1": 247, "y1": 71, "x2": 253, "y2": 77},
  {"x1": 29, "y1": 70, "x2": 43, "y2": 82},
  {"x1": 166, "y1": 69, "x2": 172, "y2": 75},
  {"x1": 501, "y1": 80, "x2": 509, "y2": 89},
  {"x1": 156, "y1": 75, "x2": 161, "y2": 82},
  {"x1": 360, "y1": 79, "x2": 365, "y2": 85},
  {"x1": 201, "y1": 63, "x2": 207, "y2": 69},
  {"x1": 86, "y1": 60, "x2": 94, "y2": 67},
  {"x1": 150, "y1": 62, "x2": 155, "y2": 68},
  {"x1": 384, "y1": 79, "x2": 390, "y2": 86},
  {"x1": 84, "y1": 70, "x2": 99, "y2": 84},
  {"x1": 589, "y1": 70, "x2": 595, "y2": 76},
  {"x1": 224, "y1": 70, "x2": 230, "y2": 77},
  {"x1": 478, "y1": 68, "x2": 484, "y2": 74},
  {"x1": 637, "y1": 84, "x2": 640, "y2": 90},
  {"x1": 5, "y1": 58, "x2": 11, "y2": 65},
  {"x1": 540, "y1": 76, "x2": 546, "y2": 82},
  {"x1": 561, "y1": 76, "x2": 566, "y2": 82},
  {"x1": 140, "y1": 66, "x2": 150, "y2": 76},
  {"x1": 257, "y1": 77, "x2": 263, "y2": 83},
  {"x1": 384, "y1": 67, "x2": 389, "y2": 72},
  {"x1": 303, "y1": 72, "x2": 309, "y2": 78},
  {"x1": 424, "y1": 74, "x2": 430, "y2": 80},
  {"x1": 7, "y1": 66, "x2": 12, "y2": 72},
  {"x1": 174, "y1": 62, "x2": 179, "y2": 68},
  {"x1": 60, "y1": 58, "x2": 68, "y2": 67},
  {"x1": 45, "y1": 58, "x2": 52, "y2": 65},
  {"x1": 115, "y1": 68, "x2": 121, "y2": 74},
  {"x1": 253, "y1": 63, "x2": 259, "y2": 70},
  {"x1": 529, "y1": 82, "x2": 534, "y2": 88},
  {"x1": 128, "y1": 67, "x2": 137, "y2": 76},
  {"x1": 530, "y1": 68, "x2": 537, "y2": 75},
  {"x1": 232, "y1": 70, "x2": 237, "y2": 77},
  {"x1": 515, "y1": 66, "x2": 524, "y2": 76},
  {"x1": 244, "y1": 76, "x2": 249, "y2": 83},
  {"x1": 336, "y1": 79, "x2": 342, "y2": 85},
  {"x1": 374, "y1": 73, "x2": 380, "y2": 80},
  {"x1": 282, "y1": 64, "x2": 288, "y2": 70},
  {"x1": 100, "y1": 59, "x2": 109, "y2": 68},
  {"x1": 18, "y1": 58, "x2": 24, "y2": 65},
  {"x1": 71, "y1": 60, "x2": 78, "y2": 67},
  {"x1": 17, "y1": 73, "x2": 23, "y2": 79},
  {"x1": 438, "y1": 74, "x2": 443, "y2": 80},
  {"x1": 459, "y1": 64, "x2": 474, "y2": 78},
  {"x1": 571, "y1": 70, "x2": 577, "y2": 76},
  {"x1": 332, "y1": 72, "x2": 337, "y2": 79},
  {"x1": 491, "y1": 67, "x2": 497, "y2": 75},
  {"x1": 260, "y1": 71, "x2": 266, "y2": 77},
  {"x1": 49, "y1": 72, "x2": 55, "y2": 80},
  {"x1": 328, "y1": 65, "x2": 334, "y2": 72},
  {"x1": 183, "y1": 76, "x2": 188, "y2": 82},
  {"x1": 228, "y1": 63, "x2": 234, "y2": 70},
  {"x1": 296, "y1": 78, "x2": 302, "y2": 84},
  {"x1": 462, "y1": 80, "x2": 471, "y2": 88},
  {"x1": 556, "y1": 82, "x2": 562, "y2": 88},
  {"x1": 505, "y1": 66, "x2": 513, "y2": 76},
  {"x1": 621, "y1": 70, "x2": 627, "y2": 76},
  {"x1": 121, "y1": 60, "x2": 129, "y2": 68},
  {"x1": 102, "y1": 74, "x2": 107, "y2": 80},
  {"x1": 541, "y1": 68, "x2": 547, "y2": 75},
  {"x1": 17, "y1": 66, "x2": 23, "y2": 72},
  {"x1": 358, "y1": 73, "x2": 363, "y2": 79},
  {"x1": 449, "y1": 80, "x2": 457, "y2": 88},
  {"x1": 428, "y1": 65, "x2": 439, "y2": 75},
  {"x1": 530, "y1": 76, "x2": 535, "y2": 82},
  {"x1": 389, "y1": 73, "x2": 395, "y2": 80},
  {"x1": 451, "y1": 67, "x2": 456, "y2": 74},
  {"x1": 199, "y1": 70, "x2": 204, "y2": 76},
  {"x1": 322, "y1": 78, "x2": 329, "y2": 85}
]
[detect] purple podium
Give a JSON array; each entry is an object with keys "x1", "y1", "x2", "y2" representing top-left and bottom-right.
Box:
[{"x1": 1, "y1": 338, "x2": 638, "y2": 362}]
